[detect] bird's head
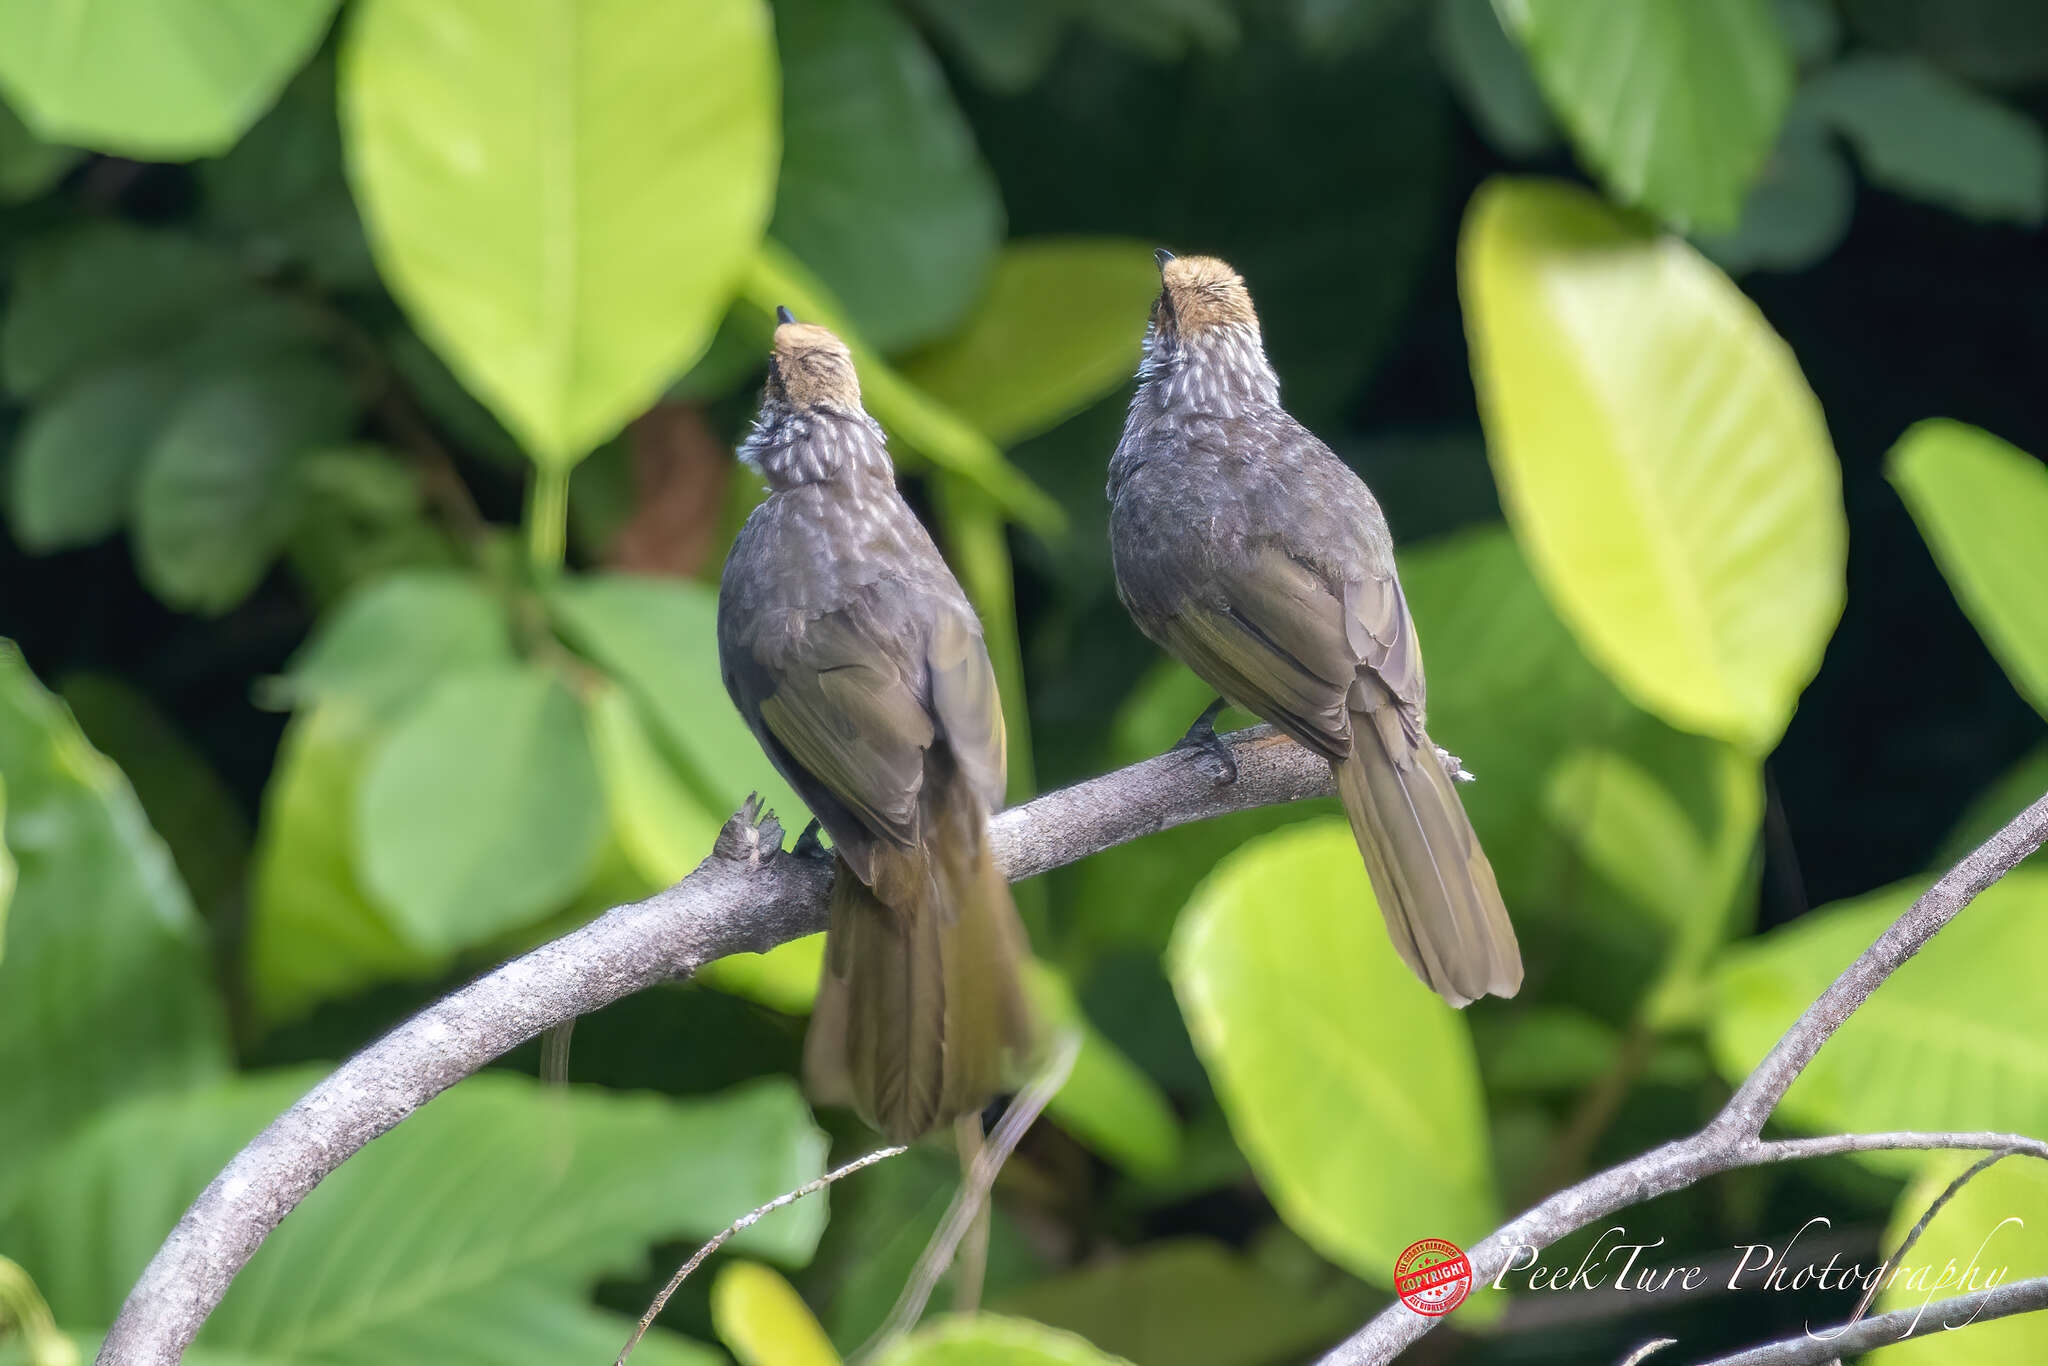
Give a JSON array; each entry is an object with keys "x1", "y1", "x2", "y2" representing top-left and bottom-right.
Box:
[
  {"x1": 1150, "y1": 251, "x2": 1260, "y2": 342},
  {"x1": 742, "y1": 308, "x2": 890, "y2": 488},
  {"x1": 1137, "y1": 252, "x2": 1277, "y2": 409},
  {"x1": 765, "y1": 307, "x2": 862, "y2": 411}
]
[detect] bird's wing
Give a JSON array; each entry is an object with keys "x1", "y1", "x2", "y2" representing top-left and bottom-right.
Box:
[
  {"x1": 926, "y1": 603, "x2": 1007, "y2": 812},
  {"x1": 1341, "y1": 572, "x2": 1427, "y2": 713},
  {"x1": 1150, "y1": 543, "x2": 1356, "y2": 759},
  {"x1": 748, "y1": 612, "x2": 936, "y2": 854}
]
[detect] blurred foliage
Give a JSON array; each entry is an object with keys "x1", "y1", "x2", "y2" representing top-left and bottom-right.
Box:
[{"x1": 2, "y1": 1, "x2": 2047, "y2": 1364}]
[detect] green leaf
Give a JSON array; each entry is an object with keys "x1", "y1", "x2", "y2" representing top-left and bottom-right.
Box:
[
  {"x1": 133, "y1": 357, "x2": 361, "y2": 614},
  {"x1": 0, "y1": 226, "x2": 242, "y2": 398},
  {"x1": 898, "y1": 0, "x2": 1064, "y2": 94},
  {"x1": 0, "y1": 98, "x2": 76, "y2": 202},
  {"x1": 1806, "y1": 55, "x2": 2048, "y2": 225},
  {"x1": 902, "y1": 240, "x2": 1159, "y2": 448},
  {"x1": 1027, "y1": 962, "x2": 1183, "y2": 1180},
  {"x1": 742, "y1": 246, "x2": 1064, "y2": 536},
  {"x1": 0, "y1": 0, "x2": 337, "y2": 158},
  {"x1": 1169, "y1": 820, "x2": 1497, "y2": 1282},
  {"x1": 0, "y1": 643, "x2": 228, "y2": 1211},
  {"x1": 1501, "y1": 0, "x2": 1794, "y2": 230},
  {"x1": 1890, "y1": 420, "x2": 2048, "y2": 720},
  {"x1": 248, "y1": 705, "x2": 449, "y2": 1025},
  {"x1": 871, "y1": 1316, "x2": 1133, "y2": 1366},
  {"x1": 1876, "y1": 1155, "x2": 2048, "y2": 1365},
  {"x1": 994, "y1": 1239, "x2": 1367, "y2": 1366},
  {"x1": 340, "y1": 0, "x2": 779, "y2": 467},
  {"x1": 1290, "y1": 0, "x2": 1417, "y2": 55},
  {"x1": 1710, "y1": 870, "x2": 2048, "y2": 1172},
  {"x1": 353, "y1": 665, "x2": 605, "y2": 953},
  {"x1": 546, "y1": 573, "x2": 810, "y2": 831},
  {"x1": 199, "y1": 56, "x2": 375, "y2": 290},
  {"x1": 772, "y1": 0, "x2": 1000, "y2": 353},
  {"x1": 713, "y1": 1263, "x2": 842, "y2": 1366},
  {"x1": 1839, "y1": 0, "x2": 2048, "y2": 88},
  {"x1": 285, "y1": 447, "x2": 465, "y2": 605},
  {"x1": 1774, "y1": 0, "x2": 1838, "y2": 66},
  {"x1": 1432, "y1": 0, "x2": 1555, "y2": 156},
  {"x1": 57, "y1": 675, "x2": 249, "y2": 919},
  {"x1": 0, "y1": 1069, "x2": 825, "y2": 1360},
  {"x1": 1474, "y1": 1007, "x2": 1621, "y2": 1095},
  {"x1": 585, "y1": 680, "x2": 723, "y2": 885},
  {"x1": 1543, "y1": 737, "x2": 1761, "y2": 1001},
  {"x1": 277, "y1": 570, "x2": 515, "y2": 721},
  {"x1": 1460, "y1": 178, "x2": 1845, "y2": 751},
  {"x1": 1696, "y1": 107, "x2": 1855, "y2": 275},
  {"x1": 8, "y1": 362, "x2": 183, "y2": 552},
  {"x1": 0, "y1": 779, "x2": 12, "y2": 960}
]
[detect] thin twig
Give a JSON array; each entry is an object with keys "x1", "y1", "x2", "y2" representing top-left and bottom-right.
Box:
[
  {"x1": 1616, "y1": 1340, "x2": 1678, "y2": 1366},
  {"x1": 854, "y1": 1031, "x2": 1083, "y2": 1362},
  {"x1": 614, "y1": 1144, "x2": 909, "y2": 1366},
  {"x1": 1693, "y1": 1273, "x2": 2048, "y2": 1366},
  {"x1": 951, "y1": 1113, "x2": 990, "y2": 1315},
  {"x1": 1831, "y1": 1145, "x2": 2029, "y2": 1356}
]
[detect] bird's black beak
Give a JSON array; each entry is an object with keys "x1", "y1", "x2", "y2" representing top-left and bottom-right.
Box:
[
  {"x1": 775, "y1": 305, "x2": 797, "y2": 325},
  {"x1": 1154, "y1": 248, "x2": 1175, "y2": 271}
]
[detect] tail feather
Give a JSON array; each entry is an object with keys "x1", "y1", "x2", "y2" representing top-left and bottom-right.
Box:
[
  {"x1": 805, "y1": 762, "x2": 1035, "y2": 1143},
  {"x1": 1336, "y1": 707, "x2": 1522, "y2": 1007}
]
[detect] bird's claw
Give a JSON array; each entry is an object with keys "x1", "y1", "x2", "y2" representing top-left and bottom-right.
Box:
[
  {"x1": 793, "y1": 818, "x2": 829, "y2": 859},
  {"x1": 1173, "y1": 698, "x2": 1238, "y2": 786},
  {"x1": 1437, "y1": 746, "x2": 1475, "y2": 784}
]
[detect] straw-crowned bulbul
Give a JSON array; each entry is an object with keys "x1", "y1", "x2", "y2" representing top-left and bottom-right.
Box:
[
  {"x1": 1107, "y1": 254, "x2": 1522, "y2": 1006},
  {"x1": 718, "y1": 311, "x2": 1036, "y2": 1142}
]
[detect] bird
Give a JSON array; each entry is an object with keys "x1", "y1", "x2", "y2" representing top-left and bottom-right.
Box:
[
  {"x1": 717, "y1": 309, "x2": 1037, "y2": 1142},
  {"x1": 1106, "y1": 252, "x2": 1522, "y2": 1006}
]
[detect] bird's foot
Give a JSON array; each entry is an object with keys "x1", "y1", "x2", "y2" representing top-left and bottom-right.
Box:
[
  {"x1": 1437, "y1": 746, "x2": 1475, "y2": 784},
  {"x1": 793, "y1": 818, "x2": 830, "y2": 859},
  {"x1": 1173, "y1": 697, "x2": 1238, "y2": 786}
]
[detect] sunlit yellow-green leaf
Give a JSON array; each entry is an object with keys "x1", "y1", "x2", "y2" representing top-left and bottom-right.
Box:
[
  {"x1": 1169, "y1": 820, "x2": 1497, "y2": 1281},
  {"x1": 341, "y1": 0, "x2": 778, "y2": 467},
  {"x1": 1877, "y1": 1156, "x2": 2048, "y2": 1365},
  {"x1": 1461, "y1": 178, "x2": 1844, "y2": 751},
  {"x1": 870, "y1": 1315, "x2": 1133, "y2": 1366},
  {"x1": 903, "y1": 240, "x2": 1159, "y2": 447},
  {"x1": 1890, "y1": 420, "x2": 2048, "y2": 720},
  {"x1": 1710, "y1": 871, "x2": 2048, "y2": 1173},
  {"x1": 1501, "y1": 0, "x2": 1793, "y2": 231},
  {"x1": 0, "y1": 0, "x2": 337, "y2": 159},
  {"x1": 585, "y1": 681, "x2": 722, "y2": 887},
  {"x1": 713, "y1": 1262, "x2": 841, "y2": 1366}
]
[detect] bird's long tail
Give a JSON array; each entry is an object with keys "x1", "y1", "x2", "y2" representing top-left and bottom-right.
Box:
[
  {"x1": 805, "y1": 759, "x2": 1036, "y2": 1143},
  {"x1": 1335, "y1": 704, "x2": 1522, "y2": 1007}
]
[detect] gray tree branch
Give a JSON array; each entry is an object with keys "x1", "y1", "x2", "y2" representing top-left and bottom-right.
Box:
[
  {"x1": 96, "y1": 726, "x2": 1329, "y2": 1366},
  {"x1": 1317, "y1": 790, "x2": 2048, "y2": 1366}
]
